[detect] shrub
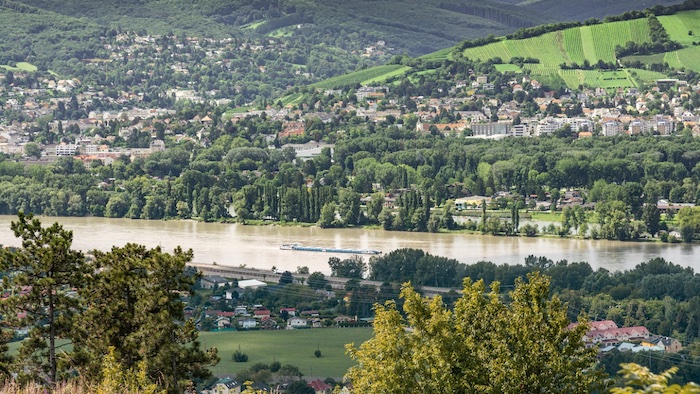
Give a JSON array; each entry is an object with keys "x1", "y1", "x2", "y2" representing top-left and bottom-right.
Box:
[
  {"x1": 233, "y1": 349, "x2": 248, "y2": 362},
  {"x1": 314, "y1": 350, "x2": 322, "y2": 358}
]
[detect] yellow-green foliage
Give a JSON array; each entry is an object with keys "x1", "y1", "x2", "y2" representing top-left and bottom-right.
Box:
[
  {"x1": 97, "y1": 347, "x2": 162, "y2": 394},
  {"x1": 610, "y1": 363, "x2": 700, "y2": 393}
]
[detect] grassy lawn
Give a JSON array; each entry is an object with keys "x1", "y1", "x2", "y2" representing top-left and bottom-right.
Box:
[
  {"x1": 6, "y1": 328, "x2": 373, "y2": 378},
  {"x1": 200, "y1": 328, "x2": 373, "y2": 378},
  {"x1": 1, "y1": 62, "x2": 38, "y2": 72},
  {"x1": 658, "y1": 10, "x2": 700, "y2": 46},
  {"x1": 223, "y1": 107, "x2": 257, "y2": 118},
  {"x1": 526, "y1": 211, "x2": 562, "y2": 221}
]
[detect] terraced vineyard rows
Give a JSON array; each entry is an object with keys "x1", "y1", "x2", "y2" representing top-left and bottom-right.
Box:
[
  {"x1": 311, "y1": 64, "x2": 408, "y2": 89},
  {"x1": 589, "y1": 19, "x2": 651, "y2": 62},
  {"x1": 563, "y1": 28, "x2": 585, "y2": 65},
  {"x1": 664, "y1": 47, "x2": 700, "y2": 72}
]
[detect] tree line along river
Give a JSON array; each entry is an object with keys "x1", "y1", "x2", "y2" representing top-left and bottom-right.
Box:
[{"x1": 0, "y1": 215, "x2": 698, "y2": 275}]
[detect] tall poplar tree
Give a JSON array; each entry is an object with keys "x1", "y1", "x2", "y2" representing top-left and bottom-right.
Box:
[{"x1": 0, "y1": 213, "x2": 87, "y2": 385}]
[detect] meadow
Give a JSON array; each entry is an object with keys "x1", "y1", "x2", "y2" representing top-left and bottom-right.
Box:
[
  {"x1": 199, "y1": 327, "x2": 373, "y2": 378},
  {"x1": 658, "y1": 10, "x2": 700, "y2": 46}
]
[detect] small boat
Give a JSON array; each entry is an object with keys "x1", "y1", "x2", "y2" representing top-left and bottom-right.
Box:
[
  {"x1": 280, "y1": 243, "x2": 381, "y2": 255},
  {"x1": 280, "y1": 243, "x2": 300, "y2": 250}
]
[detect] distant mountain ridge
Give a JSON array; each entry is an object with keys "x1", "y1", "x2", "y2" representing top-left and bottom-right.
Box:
[{"x1": 4, "y1": 0, "x2": 685, "y2": 56}]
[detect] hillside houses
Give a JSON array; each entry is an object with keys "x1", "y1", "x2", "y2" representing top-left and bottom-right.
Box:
[{"x1": 567, "y1": 320, "x2": 681, "y2": 353}]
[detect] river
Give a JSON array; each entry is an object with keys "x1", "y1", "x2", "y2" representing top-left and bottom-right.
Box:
[{"x1": 0, "y1": 215, "x2": 697, "y2": 274}]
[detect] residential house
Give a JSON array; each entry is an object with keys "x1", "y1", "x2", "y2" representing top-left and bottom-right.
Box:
[
  {"x1": 215, "y1": 316, "x2": 231, "y2": 329},
  {"x1": 202, "y1": 377, "x2": 242, "y2": 394},
  {"x1": 643, "y1": 336, "x2": 682, "y2": 353},
  {"x1": 287, "y1": 317, "x2": 308, "y2": 329},
  {"x1": 238, "y1": 318, "x2": 257, "y2": 329},
  {"x1": 308, "y1": 379, "x2": 332, "y2": 394},
  {"x1": 254, "y1": 309, "x2": 271, "y2": 319},
  {"x1": 300, "y1": 310, "x2": 319, "y2": 317},
  {"x1": 454, "y1": 196, "x2": 492, "y2": 210}
]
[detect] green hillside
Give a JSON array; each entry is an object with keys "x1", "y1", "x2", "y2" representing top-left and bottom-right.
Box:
[
  {"x1": 663, "y1": 47, "x2": 700, "y2": 72},
  {"x1": 658, "y1": 9, "x2": 700, "y2": 45},
  {"x1": 462, "y1": 18, "x2": 651, "y2": 67},
  {"x1": 312, "y1": 3, "x2": 700, "y2": 91}
]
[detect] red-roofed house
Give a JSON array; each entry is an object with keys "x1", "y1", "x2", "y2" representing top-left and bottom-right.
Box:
[
  {"x1": 254, "y1": 309, "x2": 271, "y2": 319},
  {"x1": 308, "y1": 379, "x2": 332, "y2": 394}
]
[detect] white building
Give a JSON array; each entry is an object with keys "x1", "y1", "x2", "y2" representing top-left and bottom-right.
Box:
[{"x1": 55, "y1": 143, "x2": 78, "y2": 156}]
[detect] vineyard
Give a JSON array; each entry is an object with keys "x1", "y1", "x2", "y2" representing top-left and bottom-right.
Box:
[
  {"x1": 463, "y1": 18, "x2": 651, "y2": 68},
  {"x1": 658, "y1": 10, "x2": 700, "y2": 45},
  {"x1": 663, "y1": 47, "x2": 700, "y2": 72},
  {"x1": 311, "y1": 65, "x2": 409, "y2": 89},
  {"x1": 494, "y1": 64, "x2": 522, "y2": 73},
  {"x1": 309, "y1": 7, "x2": 697, "y2": 91}
]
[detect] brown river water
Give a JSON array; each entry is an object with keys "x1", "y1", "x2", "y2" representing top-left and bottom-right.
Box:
[{"x1": 0, "y1": 216, "x2": 697, "y2": 274}]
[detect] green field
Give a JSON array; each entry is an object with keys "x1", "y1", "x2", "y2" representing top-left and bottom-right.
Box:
[
  {"x1": 311, "y1": 64, "x2": 409, "y2": 89},
  {"x1": 494, "y1": 64, "x2": 523, "y2": 73},
  {"x1": 556, "y1": 69, "x2": 636, "y2": 89},
  {"x1": 628, "y1": 68, "x2": 668, "y2": 84},
  {"x1": 200, "y1": 328, "x2": 373, "y2": 378},
  {"x1": 279, "y1": 92, "x2": 304, "y2": 107},
  {"x1": 5, "y1": 327, "x2": 372, "y2": 378},
  {"x1": 1, "y1": 62, "x2": 38, "y2": 72},
  {"x1": 658, "y1": 10, "x2": 700, "y2": 46},
  {"x1": 268, "y1": 26, "x2": 295, "y2": 37}
]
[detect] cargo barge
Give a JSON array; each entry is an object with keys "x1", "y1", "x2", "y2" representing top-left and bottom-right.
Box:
[{"x1": 280, "y1": 243, "x2": 381, "y2": 255}]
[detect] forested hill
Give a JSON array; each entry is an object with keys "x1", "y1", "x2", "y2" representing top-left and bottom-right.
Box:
[{"x1": 2, "y1": 0, "x2": 684, "y2": 56}]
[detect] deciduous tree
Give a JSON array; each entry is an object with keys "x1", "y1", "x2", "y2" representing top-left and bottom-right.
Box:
[{"x1": 346, "y1": 272, "x2": 602, "y2": 393}]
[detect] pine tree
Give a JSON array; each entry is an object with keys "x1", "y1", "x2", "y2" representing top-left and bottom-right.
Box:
[
  {"x1": 0, "y1": 213, "x2": 87, "y2": 385},
  {"x1": 72, "y1": 244, "x2": 218, "y2": 393}
]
